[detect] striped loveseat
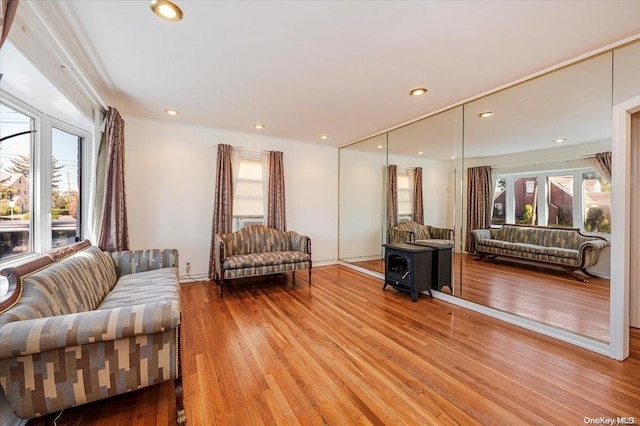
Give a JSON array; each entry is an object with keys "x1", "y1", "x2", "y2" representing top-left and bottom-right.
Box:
[
  {"x1": 213, "y1": 225, "x2": 312, "y2": 297},
  {"x1": 388, "y1": 220, "x2": 454, "y2": 245},
  {"x1": 0, "y1": 241, "x2": 185, "y2": 423},
  {"x1": 470, "y1": 224, "x2": 609, "y2": 282}
]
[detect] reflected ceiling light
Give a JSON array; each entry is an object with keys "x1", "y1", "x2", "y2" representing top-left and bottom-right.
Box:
[
  {"x1": 163, "y1": 108, "x2": 180, "y2": 116},
  {"x1": 409, "y1": 88, "x2": 428, "y2": 96},
  {"x1": 478, "y1": 111, "x2": 495, "y2": 118},
  {"x1": 254, "y1": 123, "x2": 266, "y2": 129},
  {"x1": 377, "y1": 144, "x2": 385, "y2": 149},
  {"x1": 450, "y1": 156, "x2": 456, "y2": 160},
  {"x1": 417, "y1": 150, "x2": 424, "y2": 155},
  {"x1": 320, "y1": 135, "x2": 330, "y2": 140},
  {"x1": 150, "y1": 0, "x2": 184, "y2": 21},
  {"x1": 554, "y1": 138, "x2": 567, "y2": 143}
]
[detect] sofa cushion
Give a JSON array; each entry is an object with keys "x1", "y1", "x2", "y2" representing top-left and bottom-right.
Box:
[
  {"x1": 478, "y1": 239, "x2": 579, "y2": 260},
  {"x1": 1, "y1": 246, "x2": 117, "y2": 325},
  {"x1": 223, "y1": 251, "x2": 311, "y2": 270},
  {"x1": 98, "y1": 268, "x2": 180, "y2": 309}
]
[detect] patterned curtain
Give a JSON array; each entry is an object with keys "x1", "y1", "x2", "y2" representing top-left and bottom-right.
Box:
[
  {"x1": 267, "y1": 151, "x2": 286, "y2": 231},
  {"x1": 387, "y1": 165, "x2": 398, "y2": 229},
  {"x1": 465, "y1": 165, "x2": 492, "y2": 253},
  {"x1": 412, "y1": 167, "x2": 424, "y2": 225},
  {"x1": 209, "y1": 144, "x2": 234, "y2": 279},
  {"x1": 98, "y1": 107, "x2": 129, "y2": 252},
  {"x1": 0, "y1": 0, "x2": 19, "y2": 49},
  {"x1": 584, "y1": 151, "x2": 612, "y2": 182}
]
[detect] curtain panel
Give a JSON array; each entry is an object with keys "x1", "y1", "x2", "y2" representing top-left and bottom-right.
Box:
[
  {"x1": 209, "y1": 144, "x2": 234, "y2": 279},
  {"x1": 97, "y1": 107, "x2": 129, "y2": 252},
  {"x1": 412, "y1": 167, "x2": 424, "y2": 225},
  {"x1": 583, "y1": 151, "x2": 612, "y2": 182},
  {"x1": 465, "y1": 165, "x2": 493, "y2": 253},
  {"x1": 0, "y1": 0, "x2": 19, "y2": 49},
  {"x1": 387, "y1": 165, "x2": 398, "y2": 230},
  {"x1": 267, "y1": 151, "x2": 286, "y2": 231}
]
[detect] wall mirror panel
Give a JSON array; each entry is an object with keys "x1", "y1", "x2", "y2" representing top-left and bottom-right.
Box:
[
  {"x1": 338, "y1": 38, "x2": 639, "y2": 354},
  {"x1": 339, "y1": 134, "x2": 388, "y2": 273},
  {"x1": 461, "y1": 52, "x2": 614, "y2": 342}
]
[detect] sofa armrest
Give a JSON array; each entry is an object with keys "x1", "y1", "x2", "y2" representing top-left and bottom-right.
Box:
[
  {"x1": 470, "y1": 229, "x2": 491, "y2": 241},
  {"x1": 289, "y1": 232, "x2": 311, "y2": 254},
  {"x1": 389, "y1": 228, "x2": 414, "y2": 243},
  {"x1": 578, "y1": 239, "x2": 610, "y2": 268},
  {"x1": 0, "y1": 300, "x2": 180, "y2": 359},
  {"x1": 428, "y1": 226, "x2": 454, "y2": 240},
  {"x1": 110, "y1": 249, "x2": 178, "y2": 276}
]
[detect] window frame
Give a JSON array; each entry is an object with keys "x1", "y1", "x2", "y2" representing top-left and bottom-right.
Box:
[
  {"x1": 0, "y1": 90, "x2": 92, "y2": 265},
  {"x1": 493, "y1": 166, "x2": 611, "y2": 237}
]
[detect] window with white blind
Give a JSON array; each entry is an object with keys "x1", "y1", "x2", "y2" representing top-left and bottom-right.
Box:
[
  {"x1": 233, "y1": 155, "x2": 265, "y2": 231},
  {"x1": 397, "y1": 168, "x2": 412, "y2": 223}
]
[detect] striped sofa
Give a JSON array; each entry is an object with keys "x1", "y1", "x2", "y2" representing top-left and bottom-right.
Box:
[
  {"x1": 0, "y1": 241, "x2": 185, "y2": 423},
  {"x1": 388, "y1": 220, "x2": 454, "y2": 245},
  {"x1": 213, "y1": 225, "x2": 312, "y2": 297},
  {"x1": 470, "y1": 224, "x2": 609, "y2": 282}
]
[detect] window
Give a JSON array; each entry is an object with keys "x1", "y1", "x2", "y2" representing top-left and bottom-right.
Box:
[
  {"x1": 0, "y1": 97, "x2": 89, "y2": 262},
  {"x1": 514, "y1": 177, "x2": 538, "y2": 225},
  {"x1": 397, "y1": 168, "x2": 412, "y2": 222},
  {"x1": 0, "y1": 103, "x2": 33, "y2": 259},
  {"x1": 491, "y1": 168, "x2": 611, "y2": 234},
  {"x1": 491, "y1": 178, "x2": 506, "y2": 226},
  {"x1": 233, "y1": 154, "x2": 264, "y2": 231},
  {"x1": 548, "y1": 175, "x2": 574, "y2": 228},
  {"x1": 582, "y1": 171, "x2": 611, "y2": 233}
]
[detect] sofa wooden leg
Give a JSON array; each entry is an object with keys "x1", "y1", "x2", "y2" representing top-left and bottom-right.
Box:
[
  {"x1": 292, "y1": 270, "x2": 296, "y2": 281},
  {"x1": 308, "y1": 267, "x2": 312, "y2": 285},
  {"x1": 581, "y1": 268, "x2": 599, "y2": 278},
  {"x1": 220, "y1": 281, "x2": 224, "y2": 298},
  {"x1": 565, "y1": 268, "x2": 589, "y2": 283},
  {"x1": 175, "y1": 377, "x2": 186, "y2": 425}
]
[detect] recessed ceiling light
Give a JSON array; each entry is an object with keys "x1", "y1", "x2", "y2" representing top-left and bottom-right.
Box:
[
  {"x1": 417, "y1": 150, "x2": 424, "y2": 155},
  {"x1": 377, "y1": 144, "x2": 385, "y2": 149},
  {"x1": 320, "y1": 135, "x2": 329, "y2": 140},
  {"x1": 478, "y1": 111, "x2": 495, "y2": 118},
  {"x1": 409, "y1": 88, "x2": 427, "y2": 97},
  {"x1": 254, "y1": 123, "x2": 266, "y2": 129},
  {"x1": 150, "y1": 0, "x2": 183, "y2": 21},
  {"x1": 450, "y1": 156, "x2": 456, "y2": 160},
  {"x1": 554, "y1": 138, "x2": 567, "y2": 143},
  {"x1": 163, "y1": 108, "x2": 180, "y2": 116}
]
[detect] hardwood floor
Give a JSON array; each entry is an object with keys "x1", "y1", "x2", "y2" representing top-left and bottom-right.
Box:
[
  {"x1": 349, "y1": 254, "x2": 610, "y2": 341},
  {"x1": 29, "y1": 265, "x2": 639, "y2": 425}
]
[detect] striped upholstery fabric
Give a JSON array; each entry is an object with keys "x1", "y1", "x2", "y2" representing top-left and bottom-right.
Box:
[
  {"x1": 214, "y1": 225, "x2": 311, "y2": 282},
  {"x1": 0, "y1": 245, "x2": 181, "y2": 420},
  {"x1": 470, "y1": 225, "x2": 609, "y2": 269},
  {"x1": 0, "y1": 246, "x2": 117, "y2": 325},
  {"x1": 388, "y1": 220, "x2": 454, "y2": 244}
]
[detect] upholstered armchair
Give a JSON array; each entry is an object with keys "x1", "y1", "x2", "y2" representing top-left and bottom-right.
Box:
[{"x1": 388, "y1": 220, "x2": 454, "y2": 244}]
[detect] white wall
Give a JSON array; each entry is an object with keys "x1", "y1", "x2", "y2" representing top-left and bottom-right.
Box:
[{"x1": 124, "y1": 117, "x2": 338, "y2": 280}]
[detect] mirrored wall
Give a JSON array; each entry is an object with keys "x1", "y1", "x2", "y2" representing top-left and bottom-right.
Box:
[{"x1": 338, "y1": 39, "x2": 640, "y2": 346}]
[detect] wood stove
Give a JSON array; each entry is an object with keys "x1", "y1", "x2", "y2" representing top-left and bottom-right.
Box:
[{"x1": 383, "y1": 243, "x2": 433, "y2": 302}]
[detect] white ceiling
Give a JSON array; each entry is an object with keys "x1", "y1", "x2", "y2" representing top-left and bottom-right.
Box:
[{"x1": 13, "y1": 0, "x2": 640, "y2": 147}]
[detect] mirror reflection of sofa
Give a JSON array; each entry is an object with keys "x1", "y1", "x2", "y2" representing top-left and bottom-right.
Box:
[{"x1": 388, "y1": 220, "x2": 454, "y2": 245}]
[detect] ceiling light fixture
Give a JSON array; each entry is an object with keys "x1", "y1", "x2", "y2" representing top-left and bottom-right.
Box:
[
  {"x1": 417, "y1": 150, "x2": 424, "y2": 155},
  {"x1": 377, "y1": 144, "x2": 385, "y2": 149},
  {"x1": 163, "y1": 108, "x2": 180, "y2": 116},
  {"x1": 478, "y1": 111, "x2": 495, "y2": 118},
  {"x1": 255, "y1": 123, "x2": 266, "y2": 129},
  {"x1": 320, "y1": 135, "x2": 329, "y2": 140},
  {"x1": 554, "y1": 138, "x2": 567, "y2": 143},
  {"x1": 150, "y1": 0, "x2": 184, "y2": 22},
  {"x1": 409, "y1": 88, "x2": 427, "y2": 97}
]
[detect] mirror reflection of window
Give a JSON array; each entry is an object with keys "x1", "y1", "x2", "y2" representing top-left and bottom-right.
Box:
[
  {"x1": 514, "y1": 177, "x2": 538, "y2": 225},
  {"x1": 548, "y1": 175, "x2": 574, "y2": 228},
  {"x1": 397, "y1": 168, "x2": 412, "y2": 223},
  {"x1": 491, "y1": 178, "x2": 506, "y2": 226},
  {"x1": 582, "y1": 171, "x2": 611, "y2": 234}
]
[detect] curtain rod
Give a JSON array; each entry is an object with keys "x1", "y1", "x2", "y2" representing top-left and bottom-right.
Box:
[
  {"x1": 486, "y1": 153, "x2": 597, "y2": 170},
  {"x1": 214, "y1": 144, "x2": 271, "y2": 154}
]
